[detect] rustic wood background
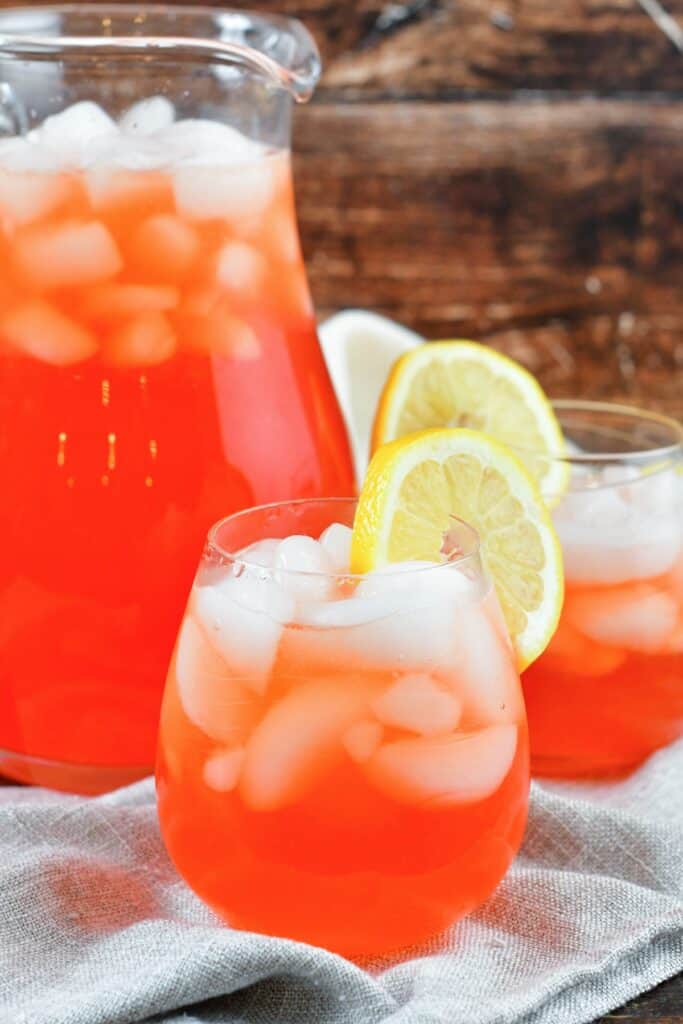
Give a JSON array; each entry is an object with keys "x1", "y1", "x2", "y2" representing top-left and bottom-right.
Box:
[
  {"x1": 290, "y1": 0, "x2": 683, "y2": 422},
  {"x1": 5, "y1": 1, "x2": 683, "y2": 1019}
]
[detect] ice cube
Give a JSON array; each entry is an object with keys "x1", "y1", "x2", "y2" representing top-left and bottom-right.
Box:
[
  {"x1": 240, "y1": 679, "x2": 372, "y2": 811},
  {"x1": 203, "y1": 747, "x2": 244, "y2": 793},
  {"x1": 625, "y1": 467, "x2": 679, "y2": 516},
  {"x1": 174, "y1": 160, "x2": 275, "y2": 223},
  {"x1": 542, "y1": 616, "x2": 626, "y2": 677},
  {"x1": 130, "y1": 214, "x2": 200, "y2": 281},
  {"x1": 274, "y1": 535, "x2": 336, "y2": 605},
  {"x1": 80, "y1": 284, "x2": 178, "y2": 321},
  {"x1": 342, "y1": 719, "x2": 384, "y2": 764},
  {"x1": 216, "y1": 241, "x2": 266, "y2": 297},
  {"x1": 86, "y1": 167, "x2": 172, "y2": 213},
  {"x1": 292, "y1": 597, "x2": 452, "y2": 673},
  {"x1": 237, "y1": 539, "x2": 281, "y2": 570},
  {"x1": 319, "y1": 523, "x2": 352, "y2": 574},
  {"x1": 0, "y1": 137, "x2": 57, "y2": 174},
  {"x1": 120, "y1": 96, "x2": 175, "y2": 136},
  {"x1": 291, "y1": 564, "x2": 475, "y2": 673},
  {"x1": 554, "y1": 486, "x2": 631, "y2": 529},
  {"x1": 0, "y1": 169, "x2": 72, "y2": 226},
  {"x1": 557, "y1": 524, "x2": 681, "y2": 584},
  {"x1": 38, "y1": 102, "x2": 118, "y2": 167},
  {"x1": 447, "y1": 596, "x2": 523, "y2": 725},
  {"x1": 567, "y1": 585, "x2": 679, "y2": 653},
  {"x1": 173, "y1": 615, "x2": 259, "y2": 743},
  {"x1": 1, "y1": 299, "x2": 98, "y2": 365},
  {"x1": 165, "y1": 118, "x2": 261, "y2": 165},
  {"x1": 192, "y1": 574, "x2": 295, "y2": 692},
  {"x1": 105, "y1": 311, "x2": 177, "y2": 367},
  {"x1": 187, "y1": 306, "x2": 262, "y2": 360},
  {"x1": 364, "y1": 723, "x2": 518, "y2": 806},
  {"x1": 554, "y1": 481, "x2": 682, "y2": 584},
  {"x1": 371, "y1": 674, "x2": 462, "y2": 737},
  {"x1": 355, "y1": 560, "x2": 477, "y2": 605},
  {"x1": 14, "y1": 220, "x2": 123, "y2": 290}
]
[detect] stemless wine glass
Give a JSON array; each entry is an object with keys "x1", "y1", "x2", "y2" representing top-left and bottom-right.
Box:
[
  {"x1": 521, "y1": 401, "x2": 683, "y2": 778},
  {"x1": 156, "y1": 498, "x2": 530, "y2": 956}
]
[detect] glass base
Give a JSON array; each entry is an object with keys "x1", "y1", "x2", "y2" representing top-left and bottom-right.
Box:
[
  {"x1": 531, "y1": 754, "x2": 640, "y2": 780},
  {"x1": 0, "y1": 747, "x2": 150, "y2": 795}
]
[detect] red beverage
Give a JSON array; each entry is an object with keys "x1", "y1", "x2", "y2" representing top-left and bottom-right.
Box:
[
  {"x1": 0, "y1": 102, "x2": 352, "y2": 790},
  {"x1": 524, "y1": 558, "x2": 683, "y2": 776},
  {"x1": 522, "y1": 402, "x2": 683, "y2": 777},
  {"x1": 157, "y1": 500, "x2": 529, "y2": 956}
]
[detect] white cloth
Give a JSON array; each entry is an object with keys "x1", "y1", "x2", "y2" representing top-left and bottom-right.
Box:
[{"x1": 1, "y1": 740, "x2": 682, "y2": 1024}]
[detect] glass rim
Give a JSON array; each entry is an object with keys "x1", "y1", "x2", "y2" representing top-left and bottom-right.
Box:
[
  {"x1": 517, "y1": 399, "x2": 683, "y2": 466},
  {"x1": 0, "y1": 4, "x2": 321, "y2": 102},
  {"x1": 206, "y1": 496, "x2": 482, "y2": 581}
]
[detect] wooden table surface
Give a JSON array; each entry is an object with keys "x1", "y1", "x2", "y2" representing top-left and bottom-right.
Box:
[{"x1": 10, "y1": 1, "x2": 683, "y2": 1019}]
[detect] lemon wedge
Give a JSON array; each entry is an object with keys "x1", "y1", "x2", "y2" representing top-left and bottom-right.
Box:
[
  {"x1": 319, "y1": 310, "x2": 422, "y2": 482},
  {"x1": 351, "y1": 428, "x2": 564, "y2": 669},
  {"x1": 372, "y1": 340, "x2": 567, "y2": 495}
]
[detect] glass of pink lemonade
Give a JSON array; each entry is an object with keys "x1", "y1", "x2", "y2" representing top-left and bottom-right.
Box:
[
  {"x1": 156, "y1": 498, "x2": 530, "y2": 956},
  {"x1": 522, "y1": 402, "x2": 683, "y2": 777},
  {"x1": 0, "y1": 8, "x2": 353, "y2": 792}
]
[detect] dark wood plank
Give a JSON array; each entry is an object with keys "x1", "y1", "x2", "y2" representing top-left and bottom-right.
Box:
[
  {"x1": 14, "y1": 0, "x2": 683, "y2": 97},
  {"x1": 294, "y1": 99, "x2": 683, "y2": 417},
  {"x1": 598, "y1": 972, "x2": 683, "y2": 1021}
]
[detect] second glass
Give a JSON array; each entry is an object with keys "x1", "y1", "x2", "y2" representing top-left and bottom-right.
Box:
[
  {"x1": 156, "y1": 498, "x2": 530, "y2": 956},
  {"x1": 522, "y1": 401, "x2": 683, "y2": 778}
]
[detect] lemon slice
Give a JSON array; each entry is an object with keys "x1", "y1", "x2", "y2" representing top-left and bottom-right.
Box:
[
  {"x1": 351, "y1": 428, "x2": 564, "y2": 669},
  {"x1": 319, "y1": 310, "x2": 423, "y2": 482},
  {"x1": 372, "y1": 340, "x2": 567, "y2": 496}
]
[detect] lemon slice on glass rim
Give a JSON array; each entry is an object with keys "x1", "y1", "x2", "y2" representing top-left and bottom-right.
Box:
[
  {"x1": 351, "y1": 428, "x2": 564, "y2": 670},
  {"x1": 372, "y1": 340, "x2": 568, "y2": 496}
]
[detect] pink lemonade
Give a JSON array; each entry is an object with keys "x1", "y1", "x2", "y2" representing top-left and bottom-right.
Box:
[
  {"x1": 0, "y1": 102, "x2": 353, "y2": 789},
  {"x1": 156, "y1": 500, "x2": 529, "y2": 956},
  {"x1": 522, "y1": 409, "x2": 683, "y2": 777}
]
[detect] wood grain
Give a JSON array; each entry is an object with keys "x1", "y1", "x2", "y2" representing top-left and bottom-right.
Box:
[
  {"x1": 603, "y1": 973, "x2": 683, "y2": 1021},
  {"x1": 294, "y1": 99, "x2": 683, "y2": 416}
]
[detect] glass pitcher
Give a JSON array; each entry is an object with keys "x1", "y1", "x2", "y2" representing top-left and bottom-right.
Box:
[{"x1": 0, "y1": 5, "x2": 354, "y2": 793}]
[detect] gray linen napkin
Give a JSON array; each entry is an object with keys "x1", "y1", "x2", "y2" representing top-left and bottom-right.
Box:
[{"x1": 1, "y1": 739, "x2": 682, "y2": 1024}]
